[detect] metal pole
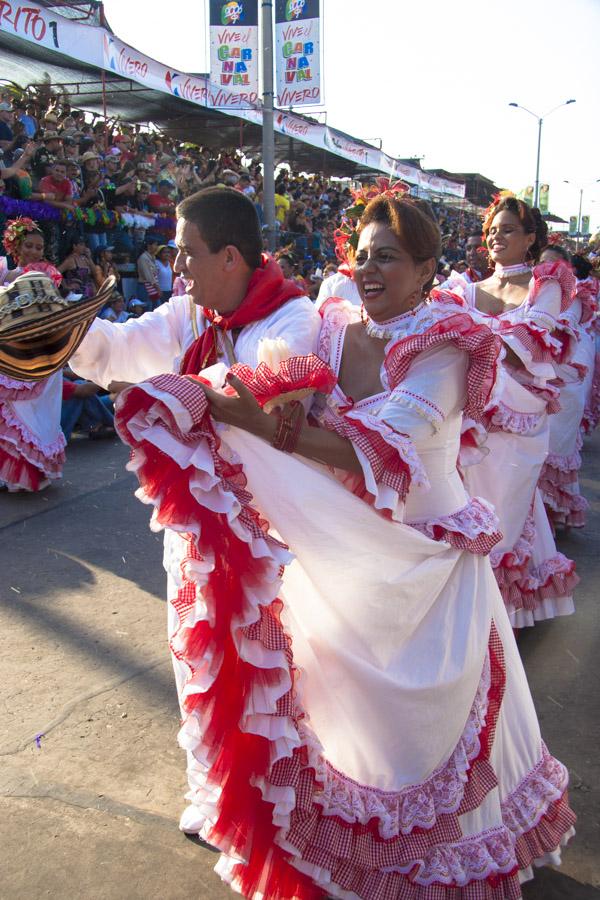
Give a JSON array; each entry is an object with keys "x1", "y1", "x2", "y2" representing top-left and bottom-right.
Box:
[
  {"x1": 577, "y1": 188, "x2": 583, "y2": 249},
  {"x1": 261, "y1": 0, "x2": 276, "y2": 253},
  {"x1": 534, "y1": 117, "x2": 542, "y2": 208}
]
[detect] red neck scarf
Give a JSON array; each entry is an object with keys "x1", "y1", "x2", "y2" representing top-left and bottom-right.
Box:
[{"x1": 181, "y1": 254, "x2": 305, "y2": 375}]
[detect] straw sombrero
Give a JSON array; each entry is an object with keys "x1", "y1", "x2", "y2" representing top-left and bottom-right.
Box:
[{"x1": 0, "y1": 272, "x2": 116, "y2": 381}]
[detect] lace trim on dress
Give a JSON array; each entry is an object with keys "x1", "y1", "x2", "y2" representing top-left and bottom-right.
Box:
[
  {"x1": 388, "y1": 388, "x2": 445, "y2": 432},
  {"x1": 0, "y1": 401, "x2": 65, "y2": 475},
  {"x1": 486, "y1": 400, "x2": 545, "y2": 435},
  {"x1": 409, "y1": 497, "x2": 502, "y2": 556},
  {"x1": 307, "y1": 652, "x2": 493, "y2": 837},
  {"x1": 0, "y1": 375, "x2": 46, "y2": 401}
]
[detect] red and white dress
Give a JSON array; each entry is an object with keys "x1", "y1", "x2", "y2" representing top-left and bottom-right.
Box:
[
  {"x1": 539, "y1": 277, "x2": 597, "y2": 528},
  {"x1": 579, "y1": 275, "x2": 600, "y2": 435},
  {"x1": 0, "y1": 373, "x2": 65, "y2": 491},
  {"x1": 113, "y1": 294, "x2": 575, "y2": 900},
  {"x1": 455, "y1": 262, "x2": 579, "y2": 628},
  {"x1": 0, "y1": 264, "x2": 66, "y2": 491}
]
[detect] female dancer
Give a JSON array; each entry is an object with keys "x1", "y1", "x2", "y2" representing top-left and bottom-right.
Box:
[
  {"x1": 574, "y1": 254, "x2": 600, "y2": 436},
  {"x1": 115, "y1": 189, "x2": 575, "y2": 898},
  {"x1": 454, "y1": 195, "x2": 578, "y2": 627},
  {"x1": 0, "y1": 218, "x2": 65, "y2": 491},
  {"x1": 537, "y1": 246, "x2": 596, "y2": 530}
]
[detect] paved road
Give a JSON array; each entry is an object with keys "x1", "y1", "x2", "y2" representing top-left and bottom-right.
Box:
[{"x1": 1, "y1": 432, "x2": 599, "y2": 899}]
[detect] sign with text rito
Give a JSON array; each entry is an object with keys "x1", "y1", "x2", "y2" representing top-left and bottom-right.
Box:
[
  {"x1": 275, "y1": 0, "x2": 322, "y2": 108},
  {"x1": 208, "y1": 0, "x2": 259, "y2": 108}
]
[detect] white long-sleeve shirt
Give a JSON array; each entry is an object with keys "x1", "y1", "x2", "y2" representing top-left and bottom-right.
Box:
[{"x1": 70, "y1": 291, "x2": 322, "y2": 591}]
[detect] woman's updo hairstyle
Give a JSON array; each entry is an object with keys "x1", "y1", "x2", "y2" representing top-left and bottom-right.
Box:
[
  {"x1": 483, "y1": 195, "x2": 548, "y2": 262},
  {"x1": 542, "y1": 244, "x2": 570, "y2": 262},
  {"x1": 351, "y1": 194, "x2": 442, "y2": 294},
  {"x1": 571, "y1": 254, "x2": 593, "y2": 280}
]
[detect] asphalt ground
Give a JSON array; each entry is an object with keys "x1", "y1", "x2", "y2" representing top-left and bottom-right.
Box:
[{"x1": 1, "y1": 430, "x2": 599, "y2": 899}]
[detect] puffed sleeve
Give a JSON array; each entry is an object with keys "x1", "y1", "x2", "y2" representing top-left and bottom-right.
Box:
[
  {"x1": 70, "y1": 295, "x2": 200, "y2": 388},
  {"x1": 379, "y1": 345, "x2": 467, "y2": 442}
]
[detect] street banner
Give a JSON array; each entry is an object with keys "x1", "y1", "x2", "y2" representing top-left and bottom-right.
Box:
[
  {"x1": 275, "y1": 0, "x2": 322, "y2": 108},
  {"x1": 522, "y1": 186, "x2": 534, "y2": 207},
  {"x1": 569, "y1": 216, "x2": 578, "y2": 236},
  {"x1": 539, "y1": 184, "x2": 549, "y2": 214},
  {"x1": 208, "y1": 0, "x2": 259, "y2": 107},
  {"x1": 581, "y1": 215, "x2": 590, "y2": 236}
]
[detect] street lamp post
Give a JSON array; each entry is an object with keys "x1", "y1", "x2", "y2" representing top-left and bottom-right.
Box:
[
  {"x1": 509, "y1": 100, "x2": 576, "y2": 208},
  {"x1": 564, "y1": 179, "x2": 600, "y2": 248}
]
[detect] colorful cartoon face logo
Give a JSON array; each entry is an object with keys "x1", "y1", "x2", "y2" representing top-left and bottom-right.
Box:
[
  {"x1": 285, "y1": 0, "x2": 305, "y2": 20},
  {"x1": 221, "y1": 1, "x2": 244, "y2": 24}
]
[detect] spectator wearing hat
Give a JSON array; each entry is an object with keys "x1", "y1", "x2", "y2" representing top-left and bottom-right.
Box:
[
  {"x1": 32, "y1": 131, "x2": 62, "y2": 180},
  {"x1": 99, "y1": 293, "x2": 130, "y2": 323},
  {"x1": 80, "y1": 150, "x2": 101, "y2": 184},
  {"x1": 62, "y1": 135, "x2": 79, "y2": 160},
  {"x1": 102, "y1": 151, "x2": 122, "y2": 185}
]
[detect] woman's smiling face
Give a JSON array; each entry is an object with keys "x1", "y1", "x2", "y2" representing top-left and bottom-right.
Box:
[{"x1": 354, "y1": 222, "x2": 433, "y2": 321}]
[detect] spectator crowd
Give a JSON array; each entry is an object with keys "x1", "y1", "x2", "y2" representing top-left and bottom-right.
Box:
[{"x1": 0, "y1": 85, "x2": 598, "y2": 446}]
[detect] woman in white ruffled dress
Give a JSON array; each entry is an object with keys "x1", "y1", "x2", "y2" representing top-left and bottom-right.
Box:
[
  {"x1": 537, "y1": 246, "x2": 596, "y2": 530},
  {"x1": 114, "y1": 191, "x2": 575, "y2": 899},
  {"x1": 0, "y1": 218, "x2": 65, "y2": 491},
  {"x1": 451, "y1": 196, "x2": 579, "y2": 628}
]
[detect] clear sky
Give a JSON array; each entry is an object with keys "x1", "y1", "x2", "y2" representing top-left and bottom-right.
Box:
[{"x1": 102, "y1": 0, "x2": 600, "y2": 232}]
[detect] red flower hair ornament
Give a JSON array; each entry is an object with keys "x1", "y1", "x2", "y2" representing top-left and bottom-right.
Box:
[
  {"x1": 334, "y1": 177, "x2": 410, "y2": 266},
  {"x1": 3, "y1": 217, "x2": 41, "y2": 258}
]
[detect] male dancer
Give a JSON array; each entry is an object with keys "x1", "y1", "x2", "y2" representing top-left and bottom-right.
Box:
[{"x1": 70, "y1": 188, "x2": 321, "y2": 829}]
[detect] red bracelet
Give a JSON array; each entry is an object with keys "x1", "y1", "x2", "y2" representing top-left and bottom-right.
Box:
[{"x1": 271, "y1": 401, "x2": 303, "y2": 453}]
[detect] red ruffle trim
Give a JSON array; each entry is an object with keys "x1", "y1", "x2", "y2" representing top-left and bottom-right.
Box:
[
  {"x1": 384, "y1": 310, "x2": 500, "y2": 425},
  {"x1": 0, "y1": 445, "x2": 46, "y2": 491}
]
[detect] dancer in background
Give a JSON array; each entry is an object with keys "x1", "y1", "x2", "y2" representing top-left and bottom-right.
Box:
[
  {"x1": 537, "y1": 245, "x2": 596, "y2": 530},
  {"x1": 453, "y1": 194, "x2": 578, "y2": 627},
  {"x1": 114, "y1": 186, "x2": 575, "y2": 899},
  {"x1": 0, "y1": 219, "x2": 65, "y2": 491},
  {"x1": 574, "y1": 253, "x2": 600, "y2": 436}
]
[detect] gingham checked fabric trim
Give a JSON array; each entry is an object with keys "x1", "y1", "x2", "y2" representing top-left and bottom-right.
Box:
[
  {"x1": 322, "y1": 410, "x2": 419, "y2": 503},
  {"x1": 229, "y1": 354, "x2": 337, "y2": 408},
  {"x1": 530, "y1": 259, "x2": 576, "y2": 314},
  {"x1": 384, "y1": 312, "x2": 500, "y2": 425}
]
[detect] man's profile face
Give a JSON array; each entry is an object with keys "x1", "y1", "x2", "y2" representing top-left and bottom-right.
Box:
[{"x1": 174, "y1": 217, "x2": 234, "y2": 313}]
